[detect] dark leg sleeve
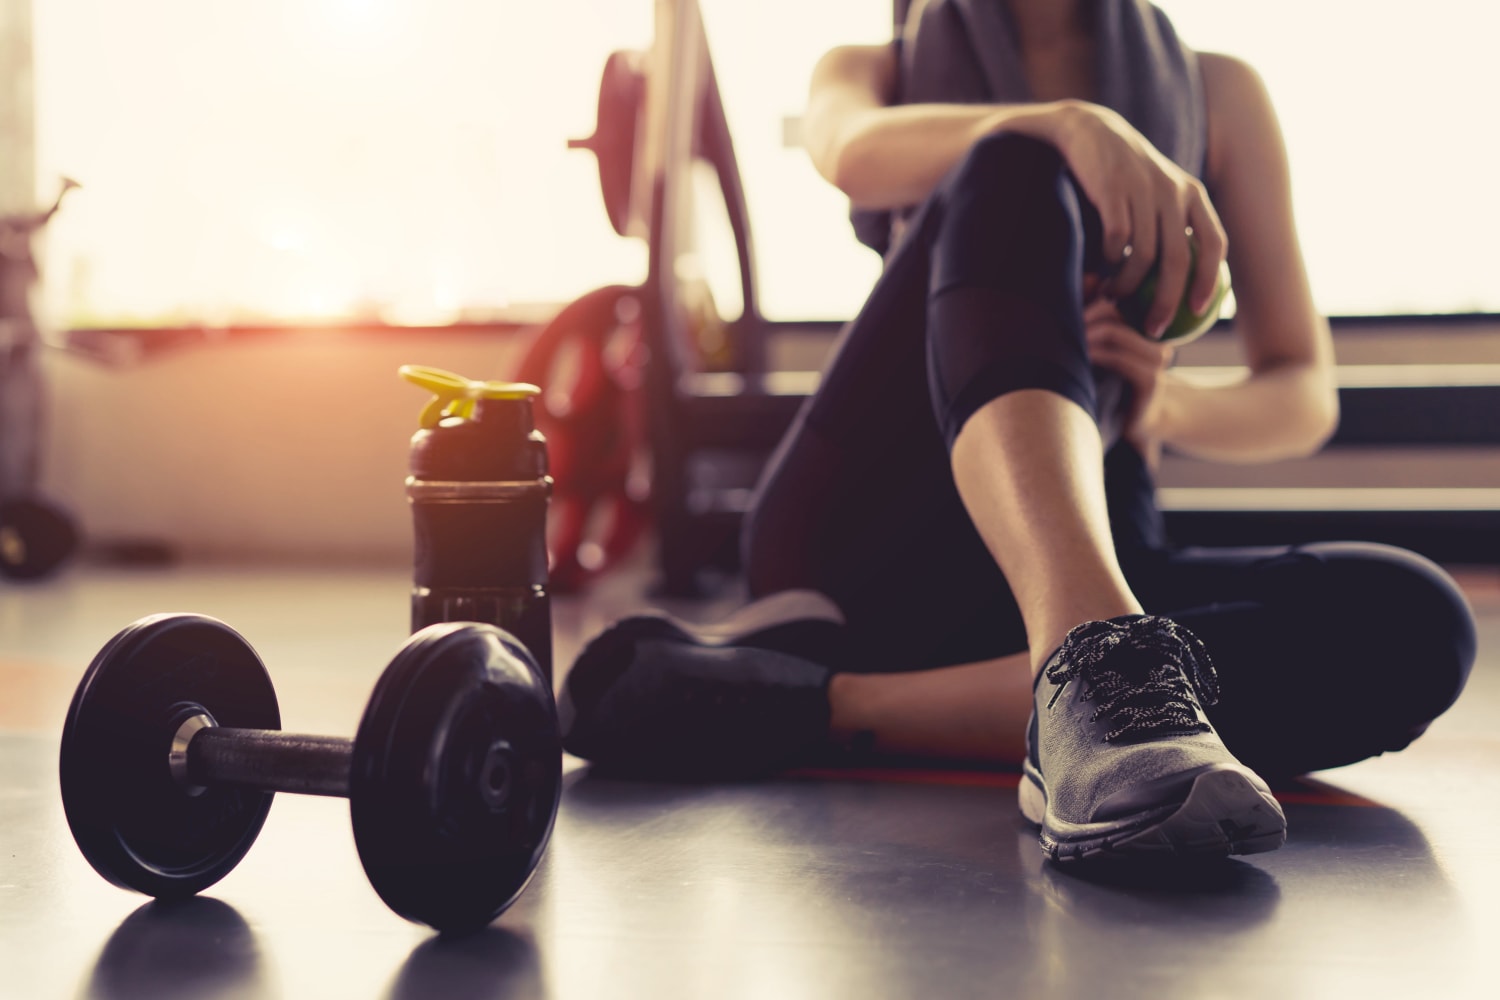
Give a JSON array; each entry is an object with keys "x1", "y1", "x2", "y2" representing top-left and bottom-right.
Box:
[
  {"x1": 742, "y1": 133, "x2": 1128, "y2": 671},
  {"x1": 1134, "y1": 541, "x2": 1477, "y2": 777},
  {"x1": 740, "y1": 202, "x2": 1026, "y2": 671},
  {"x1": 925, "y1": 133, "x2": 1110, "y2": 446}
]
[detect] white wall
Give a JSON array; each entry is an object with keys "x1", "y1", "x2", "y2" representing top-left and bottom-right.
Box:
[{"x1": 39, "y1": 329, "x2": 529, "y2": 564}]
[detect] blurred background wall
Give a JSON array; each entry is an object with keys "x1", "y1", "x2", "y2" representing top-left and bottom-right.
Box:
[{"x1": 13, "y1": 0, "x2": 1500, "y2": 566}]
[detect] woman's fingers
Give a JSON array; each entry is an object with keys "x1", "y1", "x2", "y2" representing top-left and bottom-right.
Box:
[
  {"x1": 1094, "y1": 191, "x2": 1135, "y2": 276},
  {"x1": 1105, "y1": 184, "x2": 1225, "y2": 338},
  {"x1": 1086, "y1": 317, "x2": 1175, "y2": 449},
  {"x1": 1082, "y1": 296, "x2": 1120, "y2": 322},
  {"x1": 1146, "y1": 202, "x2": 1193, "y2": 339},
  {"x1": 1087, "y1": 315, "x2": 1174, "y2": 354},
  {"x1": 1091, "y1": 342, "x2": 1172, "y2": 381},
  {"x1": 1186, "y1": 193, "x2": 1229, "y2": 313},
  {"x1": 1086, "y1": 319, "x2": 1174, "y2": 381},
  {"x1": 1061, "y1": 105, "x2": 1225, "y2": 322},
  {"x1": 1111, "y1": 191, "x2": 1156, "y2": 296}
]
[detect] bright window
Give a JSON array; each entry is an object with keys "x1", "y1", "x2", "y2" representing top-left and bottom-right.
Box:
[
  {"x1": 33, "y1": 0, "x2": 652, "y2": 327},
  {"x1": 704, "y1": 0, "x2": 1500, "y2": 320},
  {"x1": 31, "y1": 0, "x2": 1500, "y2": 327},
  {"x1": 1161, "y1": 0, "x2": 1500, "y2": 318}
]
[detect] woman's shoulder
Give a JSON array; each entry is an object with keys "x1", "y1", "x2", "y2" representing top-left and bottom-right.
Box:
[
  {"x1": 1196, "y1": 52, "x2": 1281, "y2": 180},
  {"x1": 1197, "y1": 51, "x2": 1274, "y2": 117}
]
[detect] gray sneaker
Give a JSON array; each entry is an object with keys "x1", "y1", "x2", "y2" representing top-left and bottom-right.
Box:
[{"x1": 1020, "y1": 615, "x2": 1287, "y2": 860}]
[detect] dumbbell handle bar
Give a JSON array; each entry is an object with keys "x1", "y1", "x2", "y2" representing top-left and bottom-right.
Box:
[{"x1": 176, "y1": 720, "x2": 352, "y2": 798}]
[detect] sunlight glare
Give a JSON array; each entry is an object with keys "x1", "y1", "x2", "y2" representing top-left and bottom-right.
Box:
[{"x1": 26, "y1": 0, "x2": 1500, "y2": 327}]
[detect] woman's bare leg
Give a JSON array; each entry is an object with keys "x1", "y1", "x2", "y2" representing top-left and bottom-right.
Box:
[
  {"x1": 824, "y1": 387, "x2": 1283, "y2": 856},
  {"x1": 949, "y1": 389, "x2": 1141, "y2": 673},
  {"x1": 828, "y1": 650, "x2": 1034, "y2": 763},
  {"x1": 826, "y1": 389, "x2": 1143, "y2": 766}
]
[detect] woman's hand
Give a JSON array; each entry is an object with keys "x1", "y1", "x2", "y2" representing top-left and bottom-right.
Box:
[
  {"x1": 1084, "y1": 296, "x2": 1176, "y2": 455},
  {"x1": 1048, "y1": 101, "x2": 1227, "y2": 340}
]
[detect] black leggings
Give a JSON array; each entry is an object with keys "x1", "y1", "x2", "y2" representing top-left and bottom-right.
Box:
[{"x1": 742, "y1": 133, "x2": 1476, "y2": 777}]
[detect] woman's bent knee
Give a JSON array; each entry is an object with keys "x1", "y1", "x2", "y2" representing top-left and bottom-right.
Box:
[
  {"x1": 932, "y1": 133, "x2": 1092, "y2": 299},
  {"x1": 925, "y1": 133, "x2": 1103, "y2": 444},
  {"x1": 951, "y1": 132, "x2": 1069, "y2": 190},
  {"x1": 1302, "y1": 541, "x2": 1477, "y2": 731}
]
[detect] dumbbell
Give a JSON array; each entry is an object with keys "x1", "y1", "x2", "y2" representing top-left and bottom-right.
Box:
[
  {"x1": 0, "y1": 496, "x2": 79, "y2": 580},
  {"x1": 59, "y1": 613, "x2": 562, "y2": 934}
]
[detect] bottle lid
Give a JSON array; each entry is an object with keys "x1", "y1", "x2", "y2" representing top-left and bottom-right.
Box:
[{"x1": 400, "y1": 365, "x2": 541, "y2": 429}]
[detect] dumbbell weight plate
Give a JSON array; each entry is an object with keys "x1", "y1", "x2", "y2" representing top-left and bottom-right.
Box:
[
  {"x1": 59, "y1": 614, "x2": 280, "y2": 897},
  {"x1": 350, "y1": 622, "x2": 561, "y2": 934},
  {"x1": 0, "y1": 497, "x2": 80, "y2": 580}
]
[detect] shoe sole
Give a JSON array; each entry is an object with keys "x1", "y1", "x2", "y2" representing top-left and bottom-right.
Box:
[{"x1": 1020, "y1": 764, "x2": 1287, "y2": 861}]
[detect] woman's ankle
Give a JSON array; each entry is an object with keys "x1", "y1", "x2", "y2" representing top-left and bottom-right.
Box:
[{"x1": 826, "y1": 673, "x2": 864, "y2": 742}]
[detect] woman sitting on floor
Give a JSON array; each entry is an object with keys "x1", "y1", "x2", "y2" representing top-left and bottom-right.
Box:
[{"x1": 558, "y1": 0, "x2": 1476, "y2": 862}]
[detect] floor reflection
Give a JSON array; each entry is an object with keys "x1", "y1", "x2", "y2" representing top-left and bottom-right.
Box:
[
  {"x1": 82, "y1": 896, "x2": 271, "y2": 1000},
  {"x1": 62, "y1": 767, "x2": 1473, "y2": 1000},
  {"x1": 1021, "y1": 854, "x2": 1282, "y2": 998},
  {"x1": 1040, "y1": 854, "x2": 1282, "y2": 917},
  {"x1": 386, "y1": 926, "x2": 545, "y2": 1000},
  {"x1": 549, "y1": 770, "x2": 1468, "y2": 998}
]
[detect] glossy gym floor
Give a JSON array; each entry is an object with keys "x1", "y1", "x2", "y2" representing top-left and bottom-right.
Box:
[{"x1": 2, "y1": 559, "x2": 1498, "y2": 999}]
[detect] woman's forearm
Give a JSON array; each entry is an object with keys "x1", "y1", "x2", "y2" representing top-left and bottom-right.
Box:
[
  {"x1": 1156, "y1": 363, "x2": 1339, "y2": 464},
  {"x1": 811, "y1": 101, "x2": 1073, "y2": 210}
]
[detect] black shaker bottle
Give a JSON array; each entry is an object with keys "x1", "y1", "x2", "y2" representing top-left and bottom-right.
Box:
[{"x1": 401, "y1": 365, "x2": 553, "y2": 680}]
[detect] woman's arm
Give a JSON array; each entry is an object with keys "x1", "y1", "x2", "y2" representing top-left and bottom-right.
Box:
[
  {"x1": 1150, "y1": 53, "x2": 1339, "y2": 463},
  {"x1": 805, "y1": 43, "x2": 1228, "y2": 338},
  {"x1": 803, "y1": 44, "x2": 1069, "y2": 210}
]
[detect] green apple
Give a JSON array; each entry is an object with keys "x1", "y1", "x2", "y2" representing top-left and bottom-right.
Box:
[{"x1": 1120, "y1": 240, "x2": 1231, "y2": 344}]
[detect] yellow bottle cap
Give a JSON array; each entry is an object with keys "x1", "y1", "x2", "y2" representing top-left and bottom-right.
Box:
[{"x1": 399, "y1": 365, "x2": 541, "y2": 429}]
